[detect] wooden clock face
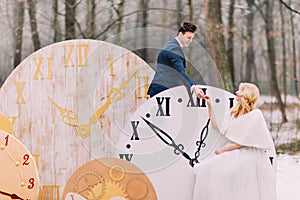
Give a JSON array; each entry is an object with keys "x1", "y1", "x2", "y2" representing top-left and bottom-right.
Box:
[
  {"x1": 0, "y1": 130, "x2": 39, "y2": 200},
  {"x1": 62, "y1": 158, "x2": 157, "y2": 200},
  {"x1": 0, "y1": 39, "x2": 154, "y2": 199},
  {"x1": 113, "y1": 85, "x2": 235, "y2": 199}
]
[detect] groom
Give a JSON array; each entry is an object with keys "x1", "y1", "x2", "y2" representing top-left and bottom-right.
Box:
[{"x1": 147, "y1": 21, "x2": 205, "y2": 98}]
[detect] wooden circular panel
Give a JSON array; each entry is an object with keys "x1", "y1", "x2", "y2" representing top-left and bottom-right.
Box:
[
  {"x1": 0, "y1": 39, "x2": 154, "y2": 198},
  {"x1": 62, "y1": 158, "x2": 157, "y2": 200}
]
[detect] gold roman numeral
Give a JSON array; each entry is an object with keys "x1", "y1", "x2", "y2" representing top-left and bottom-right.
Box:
[
  {"x1": 15, "y1": 81, "x2": 26, "y2": 104},
  {"x1": 32, "y1": 56, "x2": 53, "y2": 80},
  {"x1": 40, "y1": 185, "x2": 61, "y2": 200},
  {"x1": 136, "y1": 75, "x2": 150, "y2": 99},
  {"x1": 107, "y1": 53, "x2": 115, "y2": 76},
  {"x1": 64, "y1": 43, "x2": 89, "y2": 67}
]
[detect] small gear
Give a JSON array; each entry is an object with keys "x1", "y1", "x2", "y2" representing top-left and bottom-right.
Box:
[
  {"x1": 74, "y1": 171, "x2": 105, "y2": 199},
  {"x1": 100, "y1": 179, "x2": 128, "y2": 200},
  {"x1": 109, "y1": 165, "x2": 126, "y2": 182},
  {"x1": 126, "y1": 178, "x2": 149, "y2": 200}
]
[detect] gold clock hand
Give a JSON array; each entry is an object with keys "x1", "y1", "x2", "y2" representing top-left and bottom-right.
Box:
[
  {"x1": 77, "y1": 70, "x2": 138, "y2": 138},
  {"x1": 92, "y1": 69, "x2": 138, "y2": 118},
  {"x1": 118, "y1": 69, "x2": 138, "y2": 90},
  {"x1": 48, "y1": 96, "x2": 78, "y2": 126},
  {"x1": 76, "y1": 89, "x2": 120, "y2": 137}
]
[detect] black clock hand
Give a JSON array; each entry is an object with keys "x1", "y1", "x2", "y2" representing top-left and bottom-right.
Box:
[
  {"x1": 141, "y1": 117, "x2": 193, "y2": 166},
  {"x1": 0, "y1": 190, "x2": 24, "y2": 200},
  {"x1": 190, "y1": 119, "x2": 210, "y2": 167}
]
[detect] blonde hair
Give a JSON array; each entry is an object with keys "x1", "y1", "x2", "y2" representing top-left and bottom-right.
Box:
[{"x1": 230, "y1": 82, "x2": 260, "y2": 118}]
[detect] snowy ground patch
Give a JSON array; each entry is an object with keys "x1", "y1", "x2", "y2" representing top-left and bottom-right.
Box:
[{"x1": 276, "y1": 154, "x2": 300, "y2": 200}]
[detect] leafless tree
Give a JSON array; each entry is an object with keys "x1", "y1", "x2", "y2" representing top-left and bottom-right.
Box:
[
  {"x1": 65, "y1": 0, "x2": 76, "y2": 39},
  {"x1": 205, "y1": 0, "x2": 234, "y2": 92},
  {"x1": 27, "y1": 0, "x2": 41, "y2": 51},
  {"x1": 257, "y1": 0, "x2": 287, "y2": 122},
  {"x1": 13, "y1": 0, "x2": 25, "y2": 68}
]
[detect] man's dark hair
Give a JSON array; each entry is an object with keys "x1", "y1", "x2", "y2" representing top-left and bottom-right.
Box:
[{"x1": 178, "y1": 21, "x2": 197, "y2": 34}]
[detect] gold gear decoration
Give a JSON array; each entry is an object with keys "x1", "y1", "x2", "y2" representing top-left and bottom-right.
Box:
[
  {"x1": 85, "y1": 182, "x2": 105, "y2": 200},
  {"x1": 109, "y1": 165, "x2": 126, "y2": 182},
  {"x1": 126, "y1": 178, "x2": 149, "y2": 200},
  {"x1": 86, "y1": 179, "x2": 128, "y2": 200},
  {"x1": 74, "y1": 171, "x2": 105, "y2": 199},
  {"x1": 62, "y1": 158, "x2": 157, "y2": 200}
]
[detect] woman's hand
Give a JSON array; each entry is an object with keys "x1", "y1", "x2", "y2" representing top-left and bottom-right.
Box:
[{"x1": 215, "y1": 149, "x2": 223, "y2": 155}]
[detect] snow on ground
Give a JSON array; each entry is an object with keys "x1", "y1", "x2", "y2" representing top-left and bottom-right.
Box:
[
  {"x1": 258, "y1": 95, "x2": 300, "y2": 199},
  {"x1": 277, "y1": 154, "x2": 300, "y2": 200}
]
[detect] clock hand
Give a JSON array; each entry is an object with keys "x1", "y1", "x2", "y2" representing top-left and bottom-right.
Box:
[
  {"x1": 77, "y1": 70, "x2": 138, "y2": 137},
  {"x1": 190, "y1": 119, "x2": 210, "y2": 167},
  {"x1": 118, "y1": 69, "x2": 138, "y2": 91},
  {"x1": 0, "y1": 190, "x2": 24, "y2": 200},
  {"x1": 48, "y1": 96, "x2": 78, "y2": 126},
  {"x1": 141, "y1": 117, "x2": 193, "y2": 166}
]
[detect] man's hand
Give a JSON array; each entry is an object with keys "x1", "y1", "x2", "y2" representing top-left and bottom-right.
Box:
[{"x1": 191, "y1": 85, "x2": 209, "y2": 99}]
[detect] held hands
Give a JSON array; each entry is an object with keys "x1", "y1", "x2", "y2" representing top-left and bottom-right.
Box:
[{"x1": 192, "y1": 85, "x2": 209, "y2": 99}]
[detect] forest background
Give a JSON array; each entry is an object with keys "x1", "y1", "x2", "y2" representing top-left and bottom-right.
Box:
[{"x1": 0, "y1": 0, "x2": 299, "y2": 153}]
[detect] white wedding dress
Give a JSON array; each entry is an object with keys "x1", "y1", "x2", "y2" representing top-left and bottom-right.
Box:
[{"x1": 193, "y1": 109, "x2": 276, "y2": 200}]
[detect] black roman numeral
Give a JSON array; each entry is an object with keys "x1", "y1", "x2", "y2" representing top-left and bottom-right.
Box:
[
  {"x1": 156, "y1": 97, "x2": 171, "y2": 116},
  {"x1": 186, "y1": 88, "x2": 207, "y2": 107},
  {"x1": 119, "y1": 154, "x2": 133, "y2": 161},
  {"x1": 130, "y1": 121, "x2": 140, "y2": 140}
]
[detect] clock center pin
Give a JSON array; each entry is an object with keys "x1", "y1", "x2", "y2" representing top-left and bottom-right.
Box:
[{"x1": 15, "y1": 161, "x2": 20, "y2": 167}]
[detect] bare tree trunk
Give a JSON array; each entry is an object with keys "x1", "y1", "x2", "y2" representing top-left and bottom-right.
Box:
[
  {"x1": 245, "y1": 0, "x2": 255, "y2": 84},
  {"x1": 227, "y1": 0, "x2": 235, "y2": 88},
  {"x1": 240, "y1": 29, "x2": 245, "y2": 81},
  {"x1": 264, "y1": 1, "x2": 287, "y2": 123},
  {"x1": 65, "y1": 0, "x2": 76, "y2": 39},
  {"x1": 116, "y1": 0, "x2": 125, "y2": 44},
  {"x1": 186, "y1": 0, "x2": 193, "y2": 76},
  {"x1": 289, "y1": 0, "x2": 298, "y2": 96},
  {"x1": 187, "y1": 0, "x2": 193, "y2": 22},
  {"x1": 116, "y1": 0, "x2": 124, "y2": 33},
  {"x1": 205, "y1": 0, "x2": 234, "y2": 92},
  {"x1": 280, "y1": 2, "x2": 287, "y2": 105},
  {"x1": 27, "y1": 0, "x2": 41, "y2": 51},
  {"x1": 53, "y1": 0, "x2": 62, "y2": 42},
  {"x1": 86, "y1": 0, "x2": 96, "y2": 38},
  {"x1": 176, "y1": 0, "x2": 183, "y2": 26},
  {"x1": 240, "y1": 9, "x2": 246, "y2": 81},
  {"x1": 13, "y1": 0, "x2": 25, "y2": 68},
  {"x1": 135, "y1": 0, "x2": 148, "y2": 61}
]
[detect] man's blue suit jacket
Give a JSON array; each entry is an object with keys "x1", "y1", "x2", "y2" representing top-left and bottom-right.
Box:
[{"x1": 147, "y1": 38, "x2": 195, "y2": 97}]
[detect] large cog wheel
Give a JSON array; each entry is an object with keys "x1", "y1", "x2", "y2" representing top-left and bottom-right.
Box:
[
  {"x1": 85, "y1": 182, "x2": 106, "y2": 200},
  {"x1": 102, "y1": 180, "x2": 128, "y2": 200},
  {"x1": 74, "y1": 171, "x2": 105, "y2": 199}
]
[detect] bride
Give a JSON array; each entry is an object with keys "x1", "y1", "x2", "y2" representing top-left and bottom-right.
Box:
[{"x1": 193, "y1": 82, "x2": 276, "y2": 200}]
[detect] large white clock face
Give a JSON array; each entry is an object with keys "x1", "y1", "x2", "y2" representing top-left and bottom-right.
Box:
[
  {"x1": 112, "y1": 85, "x2": 236, "y2": 199},
  {"x1": 0, "y1": 39, "x2": 154, "y2": 199}
]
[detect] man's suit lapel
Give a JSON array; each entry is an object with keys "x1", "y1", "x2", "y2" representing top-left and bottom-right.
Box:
[{"x1": 172, "y1": 38, "x2": 186, "y2": 68}]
